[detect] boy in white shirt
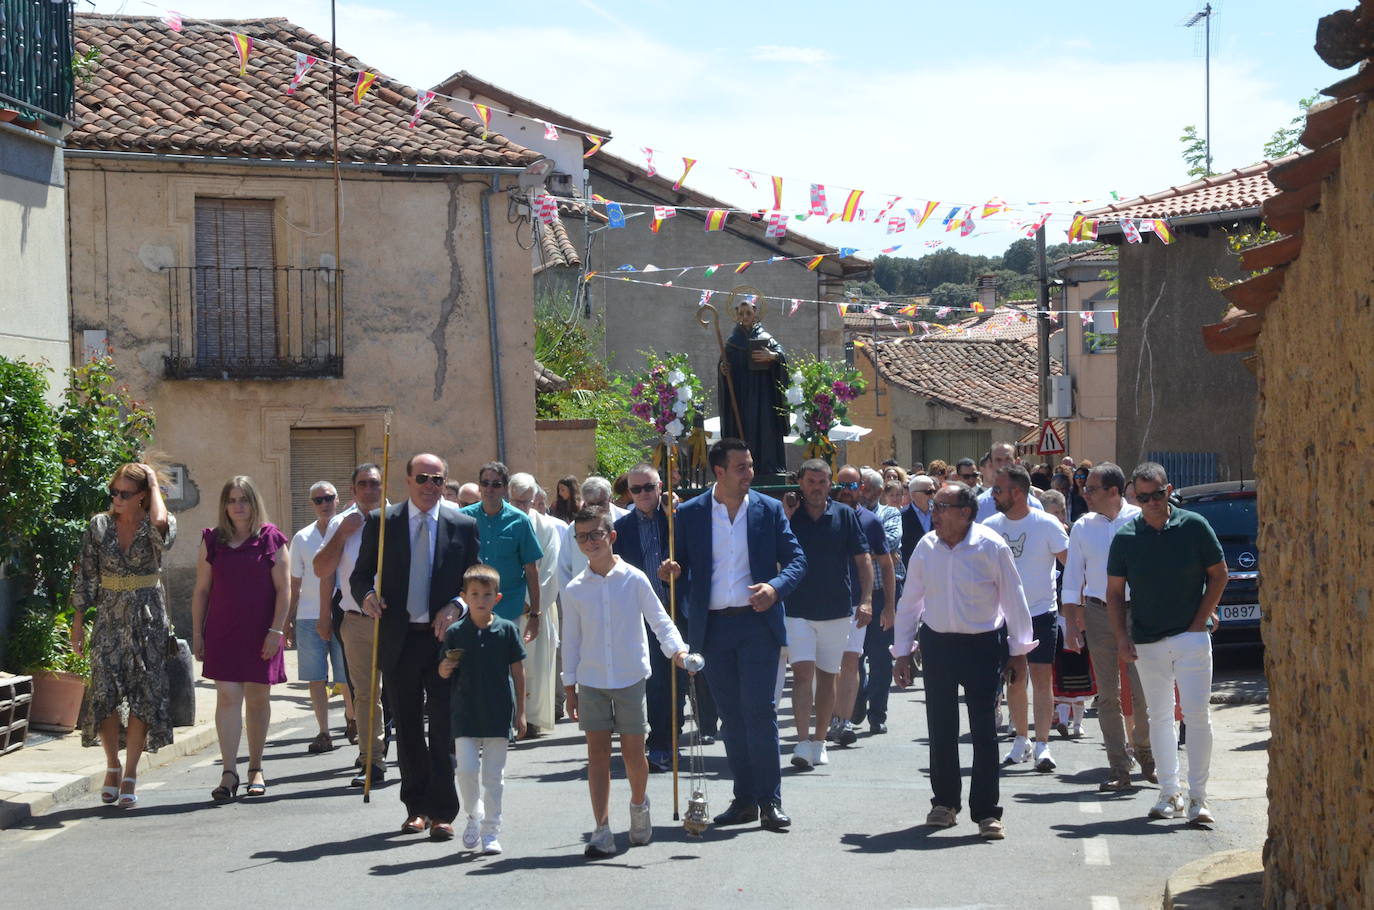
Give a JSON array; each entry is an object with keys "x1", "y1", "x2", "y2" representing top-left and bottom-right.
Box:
[{"x1": 562, "y1": 507, "x2": 689, "y2": 858}]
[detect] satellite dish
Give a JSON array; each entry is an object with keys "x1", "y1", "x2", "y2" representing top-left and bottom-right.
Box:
[{"x1": 518, "y1": 157, "x2": 556, "y2": 191}]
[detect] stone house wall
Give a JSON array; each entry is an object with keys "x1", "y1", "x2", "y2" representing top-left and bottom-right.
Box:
[{"x1": 1253, "y1": 101, "x2": 1374, "y2": 907}]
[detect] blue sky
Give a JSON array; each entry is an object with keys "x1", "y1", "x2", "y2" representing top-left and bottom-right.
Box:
[{"x1": 90, "y1": 0, "x2": 1338, "y2": 257}]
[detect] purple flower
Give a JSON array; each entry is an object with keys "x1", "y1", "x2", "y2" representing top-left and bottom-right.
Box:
[{"x1": 631, "y1": 382, "x2": 645, "y2": 397}]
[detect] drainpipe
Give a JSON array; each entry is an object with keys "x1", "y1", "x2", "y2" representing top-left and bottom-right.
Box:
[{"x1": 481, "y1": 175, "x2": 507, "y2": 463}]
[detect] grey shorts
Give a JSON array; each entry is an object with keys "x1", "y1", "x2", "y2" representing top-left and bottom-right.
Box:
[{"x1": 577, "y1": 678, "x2": 649, "y2": 735}]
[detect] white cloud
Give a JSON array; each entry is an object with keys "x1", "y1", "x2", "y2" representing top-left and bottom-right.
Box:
[{"x1": 749, "y1": 45, "x2": 834, "y2": 65}]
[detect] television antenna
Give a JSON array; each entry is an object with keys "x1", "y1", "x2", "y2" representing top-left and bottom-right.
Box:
[{"x1": 1182, "y1": 3, "x2": 1218, "y2": 175}]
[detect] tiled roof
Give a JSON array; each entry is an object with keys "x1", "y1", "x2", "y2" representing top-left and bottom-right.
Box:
[
  {"x1": 70, "y1": 14, "x2": 539, "y2": 167},
  {"x1": 862, "y1": 332, "x2": 1061, "y2": 430},
  {"x1": 535, "y1": 208, "x2": 581, "y2": 269},
  {"x1": 1052, "y1": 245, "x2": 1117, "y2": 267},
  {"x1": 432, "y1": 70, "x2": 611, "y2": 154},
  {"x1": 1203, "y1": 5, "x2": 1374, "y2": 357},
  {"x1": 1082, "y1": 159, "x2": 1292, "y2": 224}
]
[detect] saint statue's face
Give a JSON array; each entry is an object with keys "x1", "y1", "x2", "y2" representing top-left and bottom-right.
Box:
[{"x1": 735, "y1": 302, "x2": 758, "y2": 328}]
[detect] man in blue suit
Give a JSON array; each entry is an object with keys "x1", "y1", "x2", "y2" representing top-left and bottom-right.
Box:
[{"x1": 660, "y1": 438, "x2": 807, "y2": 831}]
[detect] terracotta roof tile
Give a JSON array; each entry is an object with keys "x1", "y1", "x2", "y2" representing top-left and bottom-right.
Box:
[
  {"x1": 70, "y1": 14, "x2": 540, "y2": 167},
  {"x1": 1083, "y1": 158, "x2": 1295, "y2": 223},
  {"x1": 862, "y1": 329, "x2": 1061, "y2": 430}
]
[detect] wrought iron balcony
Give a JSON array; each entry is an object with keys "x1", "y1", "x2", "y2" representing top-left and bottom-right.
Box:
[
  {"x1": 0, "y1": 0, "x2": 74, "y2": 121},
  {"x1": 163, "y1": 266, "x2": 344, "y2": 380}
]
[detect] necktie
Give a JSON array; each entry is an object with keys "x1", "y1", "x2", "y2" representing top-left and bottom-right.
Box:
[{"x1": 407, "y1": 514, "x2": 431, "y2": 622}]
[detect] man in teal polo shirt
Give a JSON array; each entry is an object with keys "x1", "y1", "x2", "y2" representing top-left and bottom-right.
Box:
[
  {"x1": 462, "y1": 462, "x2": 543, "y2": 644},
  {"x1": 1106, "y1": 462, "x2": 1228, "y2": 826}
]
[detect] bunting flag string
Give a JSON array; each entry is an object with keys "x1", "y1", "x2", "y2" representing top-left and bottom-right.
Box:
[
  {"x1": 472, "y1": 103, "x2": 491, "y2": 139},
  {"x1": 532, "y1": 193, "x2": 559, "y2": 225},
  {"x1": 147, "y1": 4, "x2": 1160, "y2": 238},
  {"x1": 228, "y1": 32, "x2": 252, "y2": 75},
  {"x1": 788, "y1": 299, "x2": 803, "y2": 316},
  {"x1": 286, "y1": 52, "x2": 317, "y2": 95},
  {"x1": 353, "y1": 71, "x2": 378, "y2": 105},
  {"x1": 886, "y1": 215, "x2": 906, "y2": 235},
  {"x1": 408, "y1": 90, "x2": 436, "y2": 128},
  {"x1": 704, "y1": 265, "x2": 720, "y2": 276},
  {"x1": 605, "y1": 202, "x2": 627, "y2": 228},
  {"x1": 1068, "y1": 214, "x2": 1099, "y2": 243},
  {"x1": 1121, "y1": 218, "x2": 1142, "y2": 244},
  {"x1": 704, "y1": 210, "x2": 728, "y2": 231},
  {"x1": 734, "y1": 261, "x2": 752, "y2": 274},
  {"x1": 805, "y1": 255, "x2": 825, "y2": 270},
  {"x1": 641, "y1": 147, "x2": 658, "y2": 177},
  {"x1": 765, "y1": 212, "x2": 788, "y2": 240}
]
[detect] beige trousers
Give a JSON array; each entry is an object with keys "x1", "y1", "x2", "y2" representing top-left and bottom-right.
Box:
[
  {"x1": 1082, "y1": 598, "x2": 1153, "y2": 776},
  {"x1": 340, "y1": 612, "x2": 385, "y2": 770}
]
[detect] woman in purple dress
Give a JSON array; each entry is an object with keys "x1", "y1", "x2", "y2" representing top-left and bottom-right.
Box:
[{"x1": 191, "y1": 476, "x2": 290, "y2": 802}]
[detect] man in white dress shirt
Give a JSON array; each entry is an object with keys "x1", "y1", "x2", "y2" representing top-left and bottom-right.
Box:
[
  {"x1": 893, "y1": 482, "x2": 1035, "y2": 840},
  {"x1": 1061, "y1": 462, "x2": 1154, "y2": 792}
]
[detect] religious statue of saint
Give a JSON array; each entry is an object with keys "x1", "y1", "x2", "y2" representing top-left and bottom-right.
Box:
[{"x1": 718, "y1": 297, "x2": 788, "y2": 474}]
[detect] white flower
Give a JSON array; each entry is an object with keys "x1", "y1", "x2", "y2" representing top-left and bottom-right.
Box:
[
  {"x1": 791, "y1": 412, "x2": 805, "y2": 432},
  {"x1": 676, "y1": 385, "x2": 693, "y2": 402},
  {"x1": 791, "y1": 372, "x2": 803, "y2": 385},
  {"x1": 667, "y1": 369, "x2": 686, "y2": 385},
  {"x1": 666, "y1": 418, "x2": 684, "y2": 438},
  {"x1": 672, "y1": 400, "x2": 688, "y2": 416},
  {"x1": 785, "y1": 385, "x2": 804, "y2": 406}
]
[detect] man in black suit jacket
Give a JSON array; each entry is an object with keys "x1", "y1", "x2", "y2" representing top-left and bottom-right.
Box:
[{"x1": 351, "y1": 452, "x2": 479, "y2": 840}]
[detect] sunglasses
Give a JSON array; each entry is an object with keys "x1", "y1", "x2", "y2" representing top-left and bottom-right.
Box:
[
  {"x1": 1137, "y1": 489, "x2": 1170, "y2": 502},
  {"x1": 109, "y1": 488, "x2": 142, "y2": 501},
  {"x1": 628, "y1": 482, "x2": 660, "y2": 495},
  {"x1": 914, "y1": 488, "x2": 935, "y2": 495},
  {"x1": 957, "y1": 473, "x2": 977, "y2": 482},
  {"x1": 311, "y1": 494, "x2": 337, "y2": 505},
  {"x1": 573, "y1": 529, "x2": 610, "y2": 543},
  {"x1": 413, "y1": 472, "x2": 445, "y2": 487},
  {"x1": 478, "y1": 478, "x2": 506, "y2": 488},
  {"x1": 835, "y1": 481, "x2": 861, "y2": 491},
  {"x1": 932, "y1": 501, "x2": 962, "y2": 511}
]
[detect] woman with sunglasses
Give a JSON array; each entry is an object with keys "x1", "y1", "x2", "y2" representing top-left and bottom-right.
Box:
[
  {"x1": 72, "y1": 462, "x2": 176, "y2": 809},
  {"x1": 1070, "y1": 461, "x2": 1093, "y2": 522},
  {"x1": 192, "y1": 476, "x2": 290, "y2": 802}
]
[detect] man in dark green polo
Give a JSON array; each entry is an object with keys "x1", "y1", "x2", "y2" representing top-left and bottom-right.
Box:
[{"x1": 1106, "y1": 462, "x2": 1227, "y2": 826}]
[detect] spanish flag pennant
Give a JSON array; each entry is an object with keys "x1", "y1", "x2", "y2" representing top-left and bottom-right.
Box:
[
  {"x1": 837, "y1": 303, "x2": 850, "y2": 316},
  {"x1": 771, "y1": 176, "x2": 784, "y2": 210},
  {"x1": 407, "y1": 90, "x2": 436, "y2": 128},
  {"x1": 913, "y1": 201, "x2": 940, "y2": 228},
  {"x1": 1067, "y1": 215, "x2": 1099, "y2": 243},
  {"x1": 591, "y1": 193, "x2": 609, "y2": 205},
  {"x1": 704, "y1": 264, "x2": 721, "y2": 276},
  {"x1": 583, "y1": 135, "x2": 605, "y2": 159},
  {"x1": 704, "y1": 210, "x2": 728, "y2": 231},
  {"x1": 806, "y1": 255, "x2": 825, "y2": 271},
  {"x1": 674, "y1": 158, "x2": 697, "y2": 191},
  {"x1": 1121, "y1": 218, "x2": 1143, "y2": 244},
  {"x1": 651, "y1": 218, "x2": 664, "y2": 233},
  {"x1": 734, "y1": 261, "x2": 753, "y2": 274},
  {"x1": 971, "y1": 301, "x2": 986, "y2": 313},
  {"x1": 1111, "y1": 311, "x2": 1120, "y2": 330},
  {"x1": 1151, "y1": 219, "x2": 1175, "y2": 244},
  {"x1": 228, "y1": 33, "x2": 252, "y2": 76},
  {"x1": 353, "y1": 71, "x2": 378, "y2": 105},
  {"x1": 897, "y1": 304, "x2": 919, "y2": 316},
  {"x1": 472, "y1": 103, "x2": 491, "y2": 138},
  {"x1": 1019, "y1": 312, "x2": 1030, "y2": 323},
  {"x1": 583, "y1": 271, "x2": 598, "y2": 282},
  {"x1": 905, "y1": 322, "x2": 915, "y2": 335},
  {"x1": 840, "y1": 190, "x2": 863, "y2": 222},
  {"x1": 287, "y1": 53, "x2": 317, "y2": 95},
  {"x1": 981, "y1": 197, "x2": 1008, "y2": 218}
]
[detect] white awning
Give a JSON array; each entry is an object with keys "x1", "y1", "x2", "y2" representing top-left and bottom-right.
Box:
[{"x1": 703, "y1": 416, "x2": 872, "y2": 446}]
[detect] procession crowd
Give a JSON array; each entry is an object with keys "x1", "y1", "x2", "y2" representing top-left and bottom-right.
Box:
[{"x1": 71, "y1": 437, "x2": 1227, "y2": 855}]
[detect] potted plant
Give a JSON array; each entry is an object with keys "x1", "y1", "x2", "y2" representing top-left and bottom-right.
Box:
[{"x1": 6, "y1": 598, "x2": 90, "y2": 732}]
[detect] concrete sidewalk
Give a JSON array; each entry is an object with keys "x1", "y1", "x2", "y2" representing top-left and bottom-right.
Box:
[
  {"x1": 1165, "y1": 848, "x2": 1264, "y2": 908},
  {"x1": 0, "y1": 680, "x2": 320, "y2": 829}
]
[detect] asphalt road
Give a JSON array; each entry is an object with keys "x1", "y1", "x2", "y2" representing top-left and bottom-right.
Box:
[{"x1": 0, "y1": 653, "x2": 1268, "y2": 910}]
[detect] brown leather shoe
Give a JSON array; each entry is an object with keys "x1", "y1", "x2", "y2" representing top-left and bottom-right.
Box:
[
  {"x1": 1098, "y1": 775, "x2": 1133, "y2": 792},
  {"x1": 1140, "y1": 760, "x2": 1158, "y2": 784},
  {"x1": 401, "y1": 815, "x2": 429, "y2": 834},
  {"x1": 429, "y1": 822, "x2": 455, "y2": 841}
]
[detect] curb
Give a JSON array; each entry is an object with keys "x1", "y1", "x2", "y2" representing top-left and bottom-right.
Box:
[
  {"x1": 1210, "y1": 691, "x2": 1268, "y2": 705},
  {"x1": 1163, "y1": 848, "x2": 1263, "y2": 909},
  {"x1": 0, "y1": 720, "x2": 219, "y2": 831}
]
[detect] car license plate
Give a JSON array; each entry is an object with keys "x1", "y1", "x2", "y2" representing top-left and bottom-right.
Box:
[{"x1": 1220, "y1": 603, "x2": 1260, "y2": 623}]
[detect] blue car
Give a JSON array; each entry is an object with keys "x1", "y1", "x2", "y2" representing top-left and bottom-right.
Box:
[{"x1": 1174, "y1": 481, "x2": 1260, "y2": 648}]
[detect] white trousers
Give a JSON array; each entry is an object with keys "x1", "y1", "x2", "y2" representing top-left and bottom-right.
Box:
[
  {"x1": 1134, "y1": 630, "x2": 1213, "y2": 800},
  {"x1": 455, "y1": 736, "x2": 509, "y2": 835},
  {"x1": 522, "y1": 607, "x2": 559, "y2": 731}
]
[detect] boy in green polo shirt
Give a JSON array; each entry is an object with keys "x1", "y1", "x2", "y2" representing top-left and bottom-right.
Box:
[
  {"x1": 439, "y1": 564, "x2": 527, "y2": 855},
  {"x1": 1106, "y1": 462, "x2": 1227, "y2": 826}
]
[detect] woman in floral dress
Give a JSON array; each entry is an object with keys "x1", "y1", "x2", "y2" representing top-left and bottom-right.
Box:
[{"x1": 72, "y1": 463, "x2": 176, "y2": 809}]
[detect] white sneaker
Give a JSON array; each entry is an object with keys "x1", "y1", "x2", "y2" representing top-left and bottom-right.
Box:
[
  {"x1": 1149, "y1": 792, "x2": 1187, "y2": 819},
  {"x1": 1186, "y1": 798, "x2": 1215, "y2": 824},
  {"x1": 629, "y1": 798, "x2": 653, "y2": 845},
  {"x1": 461, "y1": 817, "x2": 480, "y2": 850},
  {"x1": 813, "y1": 740, "x2": 829, "y2": 765},
  {"x1": 1033, "y1": 742, "x2": 1056, "y2": 772},
  {"x1": 1002, "y1": 736, "x2": 1030, "y2": 765},
  {"x1": 481, "y1": 834, "x2": 503, "y2": 855},
  {"x1": 790, "y1": 740, "x2": 814, "y2": 769},
  {"x1": 584, "y1": 825, "x2": 616, "y2": 857}
]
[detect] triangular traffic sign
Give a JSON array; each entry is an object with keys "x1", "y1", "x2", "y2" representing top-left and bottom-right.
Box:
[{"x1": 1037, "y1": 420, "x2": 1065, "y2": 456}]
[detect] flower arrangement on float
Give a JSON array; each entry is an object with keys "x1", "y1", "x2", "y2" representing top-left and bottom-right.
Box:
[
  {"x1": 783, "y1": 357, "x2": 867, "y2": 464},
  {"x1": 629, "y1": 352, "x2": 708, "y2": 483}
]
